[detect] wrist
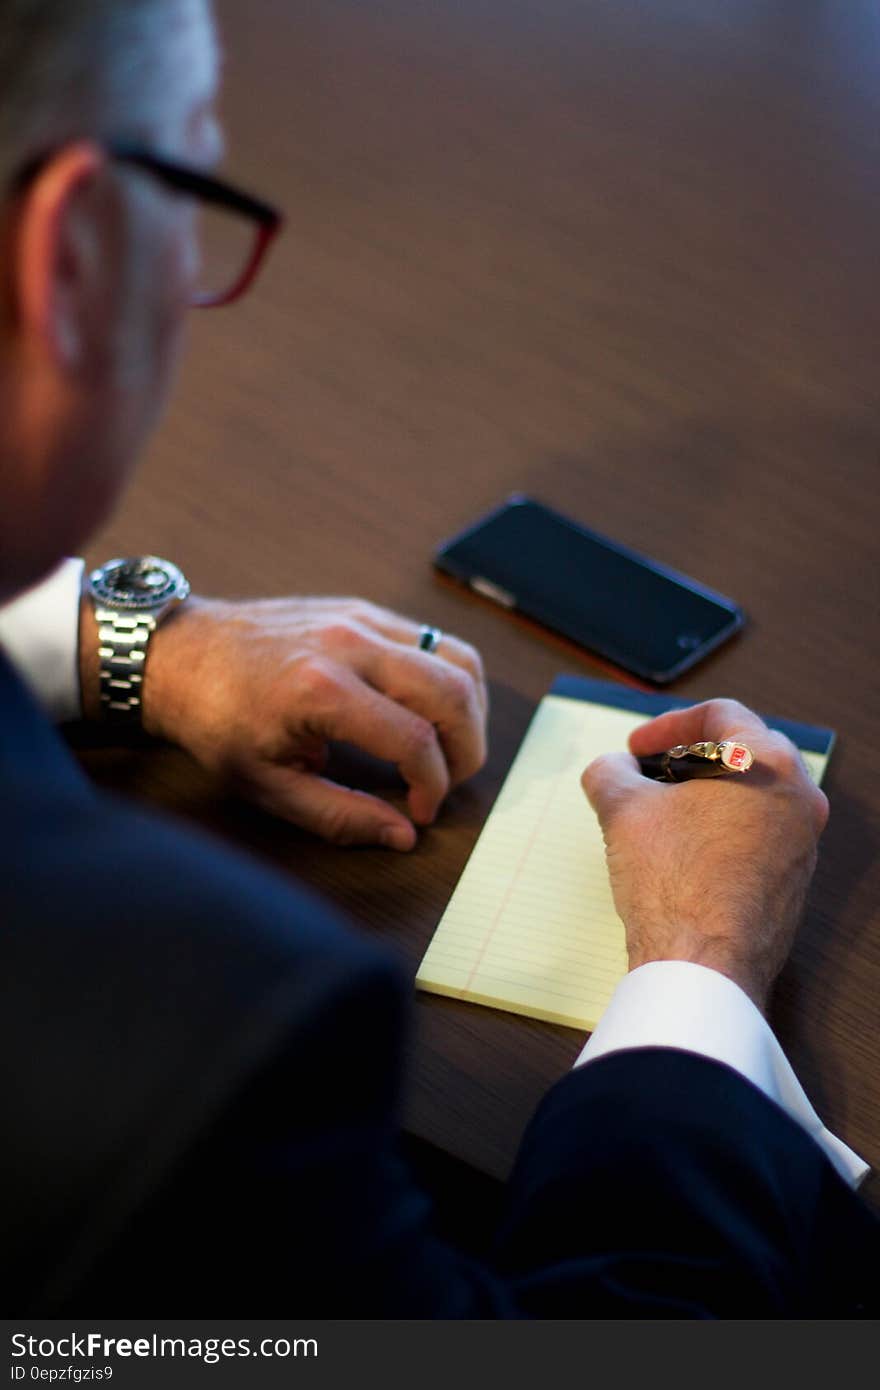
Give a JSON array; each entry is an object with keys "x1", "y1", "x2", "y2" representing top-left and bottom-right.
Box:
[
  {"x1": 627, "y1": 937, "x2": 769, "y2": 1014},
  {"x1": 138, "y1": 593, "x2": 223, "y2": 742},
  {"x1": 78, "y1": 585, "x2": 219, "y2": 737}
]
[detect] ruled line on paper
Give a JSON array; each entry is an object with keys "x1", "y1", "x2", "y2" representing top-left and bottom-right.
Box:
[
  {"x1": 416, "y1": 692, "x2": 831, "y2": 1032},
  {"x1": 463, "y1": 737, "x2": 578, "y2": 992},
  {"x1": 416, "y1": 696, "x2": 635, "y2": 1028}
]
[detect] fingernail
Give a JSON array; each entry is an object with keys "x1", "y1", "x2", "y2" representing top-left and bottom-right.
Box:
[{"x1": 380, "y1": 825, "x2": 416, "y2": 852}]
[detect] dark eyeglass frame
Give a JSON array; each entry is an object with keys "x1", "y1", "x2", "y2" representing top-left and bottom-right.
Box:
[{"x1": 12, "y1": 142, "x2": 284, "y2": 308}]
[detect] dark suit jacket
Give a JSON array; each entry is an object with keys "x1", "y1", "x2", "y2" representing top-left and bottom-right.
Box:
[{"x1": 0, "y1": 650, "x2": 876, "y2": 1316}]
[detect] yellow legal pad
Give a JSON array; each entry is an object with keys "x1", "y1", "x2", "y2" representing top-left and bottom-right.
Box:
[{"x1": 416, "y1": 676, "x2": 834, "y2": 1032}]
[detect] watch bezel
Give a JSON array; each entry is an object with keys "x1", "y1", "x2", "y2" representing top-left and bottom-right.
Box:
[{"x1": 89, "y1": 556, "x2": 190, "y2": 613}]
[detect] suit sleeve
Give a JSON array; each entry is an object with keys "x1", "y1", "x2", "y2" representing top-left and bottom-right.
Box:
[
  {"x1": 494, "y1": 1048, "x2": 879, "y2": 1317},
  {"x1": 7, "y1": 681, "x2": 874, "y2": 1319},
  {"x1": 66, "y1": 944, "x2": 515, "y2": 1318},
  {"x1": 72, "y1": 1016, "x2": 879, "y2": 1316},
  {"x1": 574, "y1": 961, "x2": 868, "y2": 1187}
]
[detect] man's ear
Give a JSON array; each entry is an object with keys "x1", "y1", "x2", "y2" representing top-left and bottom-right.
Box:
[{"x1": 14, "y1": 142, "x2": 108, "y2": 371}]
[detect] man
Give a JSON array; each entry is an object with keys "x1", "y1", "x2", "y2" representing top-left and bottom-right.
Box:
[{"x1": 1, "y1": 0, "x2": 876, "y2": 1316}]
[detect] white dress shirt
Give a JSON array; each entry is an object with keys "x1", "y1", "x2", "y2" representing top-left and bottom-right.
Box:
[
  {"x1": 0, "y1": 561, "x2": 870, "y2": 1189},
  {"x1": 0, "y1": 558, "x2": 85, "y2": 722},
  {"x1": 576, "y1": 961, "x2": 868, "y2": 1187}
]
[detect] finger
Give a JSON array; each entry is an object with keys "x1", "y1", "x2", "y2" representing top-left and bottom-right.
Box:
[
  {"x1": 628, "y1": 698, "x2": 771, "y2": 758},
  {"x1": 297, "y1": 661, "x2": 450, "y2": 825},
  {"x1": 419, "y1": 631, "x2": 488, "y2": 721},
  {"x1": 760, "y1": 728, "x2": 831, "y2": 806},
  {"x1": 581, "y1": 750, "x2": 655, "y2": 825},
  {"x1": 353, "y1": 606, "x2": 489, "y2": 720},
  {"x1": 437, "y1": 633, "x2": 489, "y2": 722},
  {"x1": 357, "y1": 638, "x2": 487, "y2": 787},
  {"x1": 241, "y1": 762, "x2": 418, "y2": 851}
]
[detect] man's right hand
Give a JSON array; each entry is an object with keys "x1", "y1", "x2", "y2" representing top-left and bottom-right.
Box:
[{"x1": 581, "y1": 698, "x2": 829, "y2": 1012}]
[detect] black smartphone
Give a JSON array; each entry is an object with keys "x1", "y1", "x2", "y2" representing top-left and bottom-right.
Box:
[{"x1": 434, "y1": 495, "x2": 745, "y2": 684}]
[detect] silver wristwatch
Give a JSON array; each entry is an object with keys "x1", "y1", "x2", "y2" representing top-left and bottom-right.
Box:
[{"x1": 88, "y1": 556, "x2": 190, "y2": 724}]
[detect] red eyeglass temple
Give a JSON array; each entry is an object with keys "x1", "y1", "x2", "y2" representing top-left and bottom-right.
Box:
[{"x1": 191, "y1": 219, "x2": 283, "y2": 310}]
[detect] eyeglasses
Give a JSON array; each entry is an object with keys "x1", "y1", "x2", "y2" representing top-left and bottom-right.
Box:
[
  {"x1": 109, "y1": 143, "x2": 284, "y2": 308},
  {"x1": 12, "y1": 142, "x2": 284, "y2": 309}
]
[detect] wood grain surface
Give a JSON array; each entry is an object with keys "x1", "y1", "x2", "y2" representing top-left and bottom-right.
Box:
[{"x1": 79, "y1": 0, "x2": 880, "y2": 1204}]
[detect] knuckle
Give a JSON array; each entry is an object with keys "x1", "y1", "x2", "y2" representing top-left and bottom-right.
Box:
[
  {"x1": 442, "y1": 665, "x2": 475, "y2": 716},
  {"x1": 322, "y1": 620, "x2": 362, "y2": 654},
  {"x1": 411, "y1": 717, "x2": 439, "y2": 750},
  {"x1": 315, "y1": 803, "x2": 357, "y2": 846},
  {"x1": 778, "y1": 748, "x2": 803, "y2": 779},
  {"x1": 455, "y1": 730, "x2": 487, "y2": 782},
  {"x1": 703, "y1": 696, "x2": 761, "y2": 731},
  {"x1": 459, "y1": 639, "x2": 485, "y2": 678},
  {"x1": 765, "y1": 734, "x2": 801, "y2": 778},
  {"x1": 404, "y1": 715, "x2": 439, "y2": 763},
  {"x1": 296, "y1": 656, "x2": 342, "y2": 704},
  {"x1": 346, "y1": 598, "x2": 376, "y2": 625},
  {"x1": 581, "y1": 757, "x2": 606, "y2": 797},
  {"x1": 706, "y1": 695, "x2": 756, "y2": 728},
  {"x1": 584, "y1": 752, "x2": 609, "y2": 779},
  {"x1": 712, "y1": 696, "x2": 753, "y2": 719}
]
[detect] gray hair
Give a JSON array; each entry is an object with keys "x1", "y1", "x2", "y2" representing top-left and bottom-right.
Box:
[{"x1": 0, "y1": 0, "x2": 215, "y2": 189}]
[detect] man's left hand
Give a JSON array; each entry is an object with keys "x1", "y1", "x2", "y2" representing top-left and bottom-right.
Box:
[{"x1": 82, "y1": 594, "x2": 488, "y2": 850}]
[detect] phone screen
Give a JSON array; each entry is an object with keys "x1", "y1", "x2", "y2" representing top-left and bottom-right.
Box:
[{"x1": 435, "y1": 496, "x2": 744, "y2": 683}]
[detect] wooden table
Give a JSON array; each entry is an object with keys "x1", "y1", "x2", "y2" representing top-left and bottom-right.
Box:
[{"x1": 81, "y1": 0, "x2": 880, "y2": 1205}]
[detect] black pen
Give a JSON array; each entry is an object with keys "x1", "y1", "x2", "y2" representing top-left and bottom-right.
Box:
[{"x1": 638, "y1": 740, "x2": 755, "y2": 783}]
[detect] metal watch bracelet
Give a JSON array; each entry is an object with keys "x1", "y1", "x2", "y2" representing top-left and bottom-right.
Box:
[{"x1": 95, "y1": 609, "x2": 157, "y2": 723}]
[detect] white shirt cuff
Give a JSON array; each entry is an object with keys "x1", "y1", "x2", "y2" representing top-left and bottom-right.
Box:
[
  {"x1": 574, "y1": 960, "x2": 870, "y2": 1189},
  {"x1": 0, "y1": 558, "x2": 85, "y2": 722}
]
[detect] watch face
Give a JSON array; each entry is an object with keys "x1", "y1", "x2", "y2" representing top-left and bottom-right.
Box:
[{"x1": 90, "y1": 557, "x2": 189, "y2": 611}]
